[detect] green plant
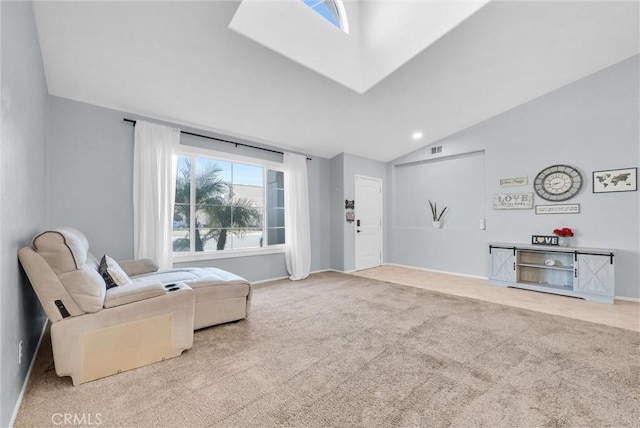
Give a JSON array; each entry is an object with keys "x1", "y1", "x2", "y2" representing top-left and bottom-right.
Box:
[{"x1": 428, "y1": 200, "x2": 448, "y2": 221}]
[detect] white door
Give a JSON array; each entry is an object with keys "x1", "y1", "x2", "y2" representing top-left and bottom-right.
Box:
[{"x1": 355, "y1": 175, "x2": 382, "y2": 271}]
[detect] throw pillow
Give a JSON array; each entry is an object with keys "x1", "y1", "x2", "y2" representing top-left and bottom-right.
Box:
[{"x1": 99, "y1": 255, "x2": 131, "y2": 289}]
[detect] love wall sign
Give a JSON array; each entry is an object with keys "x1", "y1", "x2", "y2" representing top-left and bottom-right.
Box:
[
  {"x1": 531, "y1": 235, "x2": 559, "y2": 246},
  {"x1": 492, "y1": 193, "x2": 534, "y2": 210}
]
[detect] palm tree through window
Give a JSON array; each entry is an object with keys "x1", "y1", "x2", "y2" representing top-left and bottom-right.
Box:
[{"x1": 173, "y1": 156, "x2": 284, "y2": 253}]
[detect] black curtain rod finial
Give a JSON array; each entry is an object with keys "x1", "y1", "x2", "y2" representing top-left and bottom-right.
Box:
[{"x1": 123, "y1": 117, "x2": 312, "y2": 161}]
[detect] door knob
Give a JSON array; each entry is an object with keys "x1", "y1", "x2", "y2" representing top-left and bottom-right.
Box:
[{"x1": 357, "y1": 230, "x2": 361, "y2": 233}]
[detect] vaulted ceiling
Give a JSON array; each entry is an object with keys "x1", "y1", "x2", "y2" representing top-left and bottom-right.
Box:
[
  {"x1": 34, "y1": 1, "x2": 639, "y2": 162},
  {"x1": 229, "y1": 0, "x2": 489, "y2": 93}
]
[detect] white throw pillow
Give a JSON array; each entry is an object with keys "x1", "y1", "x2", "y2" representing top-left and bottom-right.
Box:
[{"x1": 99, "y1": 255, "x2": 131, "y2": 289}]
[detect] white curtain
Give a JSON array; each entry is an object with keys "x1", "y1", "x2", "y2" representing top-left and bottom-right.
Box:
[
  {"x1": 284, "y1": 153, "x2": 311, "y2": 280},
  {"x1": 133, "y1": 120, "x2": 180, "y2": 270}
]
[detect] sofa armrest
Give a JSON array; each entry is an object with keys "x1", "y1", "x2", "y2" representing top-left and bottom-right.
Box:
[
  {"x1": 104, "y1": 280, "x2": 166, "y2": 308},
  {"x1": 118, "y1": 258, "x2": 159, "y2": 277}
]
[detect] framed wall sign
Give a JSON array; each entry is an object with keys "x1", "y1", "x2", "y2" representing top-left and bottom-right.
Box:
[
  {"x1": 593, "y1": 167, "x2": 637, "y2": 193},
  {"x1": 535, "y1": 204, "x2": 580, "y2": 215},
  {"x1": 492, "y1": 193, "x2": 533, "y2": 210},
  {"x1": 499, "y1": 176, "x2": 528, "y2": 187}
]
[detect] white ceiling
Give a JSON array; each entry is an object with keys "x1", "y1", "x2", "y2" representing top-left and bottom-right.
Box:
[
  {"x1": 33, "y1": 1, "x2": 639, "y2": 162},
  {"x1": 229, "y1": 0, "x2": 489, "y2": 93}
]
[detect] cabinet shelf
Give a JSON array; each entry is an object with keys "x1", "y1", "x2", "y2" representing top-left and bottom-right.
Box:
[
  {"x1": 517, "y1": 280, "x2": 572, "y2": 291},
  {"x1": 517, "y1": 262, "x2": 573, "y2": 271}
]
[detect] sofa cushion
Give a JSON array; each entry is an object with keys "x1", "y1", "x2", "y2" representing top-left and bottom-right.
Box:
[
  {"x1": 99, "y1": 255, "x2": 131, "y2": 289},
  {"x1": 118, "y1": 258, "x2": 159, "y2": 277},
  {"x1": 32, "y1": 227, "x2": 90, "y2": 274},
  {"x1": 104, "y1": 280, "x2": 168, "y2": 308},
  {"x1": 86, "y1": 252, "x2": 100, "y2": 271},
  {"x1": 131, "y1": 267, "x2": 249, "y2": 297},
  {"x1": 58, "y1": 269, "x2": 107, "y2": 313},
  {"x1": 31, "y1": 228, "x2": 106, "y2": 313},
  {"x1": 133, "y1": 267, "x2": 247, "y2": 286},
  {"x1": 191, "y1": 282, "x2": 251, "y2": 301}
]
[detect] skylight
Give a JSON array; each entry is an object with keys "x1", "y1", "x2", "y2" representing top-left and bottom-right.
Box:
[{"x1": 302, "y1": 0, "x2": 349, "y2": 33}]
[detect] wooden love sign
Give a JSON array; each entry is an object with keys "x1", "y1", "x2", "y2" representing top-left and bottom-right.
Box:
[{"x1": 493, "y1": 193, "x2": 534, "y2": 210}]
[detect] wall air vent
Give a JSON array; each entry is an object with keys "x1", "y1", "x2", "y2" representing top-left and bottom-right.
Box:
[{"x1": 430, "y1": 145, "x2": 443, "y2": 155}]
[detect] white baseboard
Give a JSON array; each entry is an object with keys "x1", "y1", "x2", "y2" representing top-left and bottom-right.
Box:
[
  {"x1": 251, "y1": 275, "x2": 289, "y2": 285},
  {"x1": 383, "y1": 263, "x2": 489, "y2": 280},
  {"x1": 614, "y1": 295, "x2": 640, "y2": 303},
  {"x1": 251, "y1": 269, "x2": 355, "y2": 285},
  {"x1": 323, "y1": 268, "x2": 357, "y2": 274},
  {"x1": 10, "y1": 319, "x2": 48, "y2": 428}
]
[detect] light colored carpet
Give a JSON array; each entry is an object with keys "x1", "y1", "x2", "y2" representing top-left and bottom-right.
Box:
[{"x1": 15, "y1": 272, "x2": 640, "y2": 427}]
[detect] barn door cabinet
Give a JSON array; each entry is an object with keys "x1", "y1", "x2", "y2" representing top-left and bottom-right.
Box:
[{"x1": 488, "y1": 243, "x2": 615, "y2": 304}]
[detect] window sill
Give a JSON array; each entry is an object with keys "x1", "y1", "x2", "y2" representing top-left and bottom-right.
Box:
[{"x1": 172, "y1": 246, "x2": 285, "y2": 263}]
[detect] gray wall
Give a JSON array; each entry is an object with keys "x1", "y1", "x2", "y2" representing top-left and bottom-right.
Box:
[
  {"x1": 329, "y1": 154, "x2": 345, "y2": 271},
  {"x1": 47, "y1": 97, "x2": 135, "y2": 259},
  {"x1": 388, "y1": 55, "x2": 640, "y2": 299},
  {"x1": 308, "y1": 157, "x2": 332, "y2": 273},
  {"x1": 392, "y1": 151, "x2": 487, "y2": 275},
  {"x1": 342, "y1": 153, "x2": 388, "y2": 272},
  {"x1": 329, "y1": 153, "x2": 388, "y2": 272},
  {"x1": 0, "y1": 2, "x2": 49, "y2": 426},
  {"x1": 46, "y1": 96, "x2": 332, "y2": 281}
]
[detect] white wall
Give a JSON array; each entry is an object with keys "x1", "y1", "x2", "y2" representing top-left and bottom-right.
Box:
[
  {"x1": 0, "y1": 2, "x2": 49, "y2": 426},
  {"x1": 388, "y1": 55, "x2": 640, "y2": 299}
]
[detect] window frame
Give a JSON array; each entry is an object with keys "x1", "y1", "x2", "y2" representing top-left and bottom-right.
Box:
[{"x1": 172, "y1": 145, "x2": 285, "y2": 263}]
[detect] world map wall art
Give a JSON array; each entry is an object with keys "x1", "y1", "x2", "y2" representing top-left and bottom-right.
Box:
[{"x1": 592, "y1": 167, "x2": 637, "y2": 193}]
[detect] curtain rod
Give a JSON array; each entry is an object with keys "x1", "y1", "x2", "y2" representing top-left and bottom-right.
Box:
[{"x1": 123, "y1": 118, "x2": 311, "y2": 160}]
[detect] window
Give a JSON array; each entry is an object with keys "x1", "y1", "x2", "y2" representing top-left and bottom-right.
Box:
[
  {"x1": 267, "y1": 170, "x2": 285, "y2": 245},
  {"x1": 173, "y1": 153, "x2": 284, "y2": 257},
  {"x1": 302, "y1": 0, "x2": 349, "y2": 33}
]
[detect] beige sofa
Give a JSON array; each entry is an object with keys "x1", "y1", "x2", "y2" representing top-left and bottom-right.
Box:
[{"x1": 18, "y1": 227, "x2": 252, "y2": 385}]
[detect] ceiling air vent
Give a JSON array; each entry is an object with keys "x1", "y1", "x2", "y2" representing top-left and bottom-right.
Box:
[{"x1": 430, "y1": 145, "x2": 443, "y2": 155}]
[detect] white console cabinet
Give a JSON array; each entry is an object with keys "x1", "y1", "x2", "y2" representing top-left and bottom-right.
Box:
[{"x1": 488, "y1": 243, "x2": 615, "y2": 303}]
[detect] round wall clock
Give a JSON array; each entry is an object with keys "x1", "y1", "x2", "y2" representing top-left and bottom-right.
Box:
[{"x1": 534, "y1": 165, "x2": 582, "y2": 201}]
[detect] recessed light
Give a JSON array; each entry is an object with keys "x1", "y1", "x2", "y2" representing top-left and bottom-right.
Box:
[{"x1": 412, "y1": 131, "x2": 423, "y2": 140}]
